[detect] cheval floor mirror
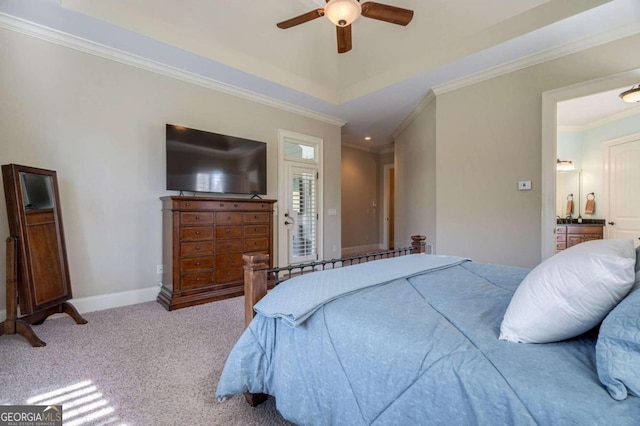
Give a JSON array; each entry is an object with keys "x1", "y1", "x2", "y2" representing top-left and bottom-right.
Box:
[{"x1": 1, "y1": 164, "x2": 86, "y2": 347}]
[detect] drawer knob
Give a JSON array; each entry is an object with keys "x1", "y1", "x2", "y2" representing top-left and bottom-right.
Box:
[
  {"x1": 227, "y1": 216, "x2": 231, "y2": 220},
  {"x1": 226, "y1": 229, "x2": 231, "y2": 234},
  {"x1": 234, "y1": 203, "x2": 238, "y2": 207},
  {"x1": 195, "y1": 215, "x2": 200, "y2": 220},
  {"x1": 185, "y1": 202, "x2": 191, "y2": 206},
  {"x1": 255, "y1": 215, "x2": 258, "y2": 219},
  {"x1": 195, "y1": 231, "x2": 201, "y2": 235},
  {"x1": 196, "y1": 277, "x2": 201, "y2": 281},
  {"x1": 220, "y1": 203, "x2": 225, "y2": 207},
  {"x1": 227, "y1": 243, "x2": 231, "y2": 248},
  {"x1": 227, "y1": 272, "x2": 232, "y2": 277},
  {"x1": 195, "y1": 262, "x2": 200, "y2": 266},
  {"x1": 195, "y1": 246, "x2": 201, "y2": 250},
  {"x1": 254, "y1": 241, "x2": 258, "y2": 245},
  {"x1": 254, "y1": 228, "x2": 258, "y2": 232}
]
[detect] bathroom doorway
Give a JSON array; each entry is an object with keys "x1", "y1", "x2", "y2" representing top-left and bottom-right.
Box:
[{"x1": 542, "y1": 68, "x2": 640, "y2": 259}]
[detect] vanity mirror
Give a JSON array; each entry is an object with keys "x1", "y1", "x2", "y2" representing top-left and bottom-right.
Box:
[{"x1": 1, "y1": 164, "x2": 86, "y2": 347}]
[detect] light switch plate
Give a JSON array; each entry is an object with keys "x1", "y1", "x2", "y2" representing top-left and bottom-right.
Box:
[{"x1": 518, "y1": 180, "x2": 532, "y2": 190}]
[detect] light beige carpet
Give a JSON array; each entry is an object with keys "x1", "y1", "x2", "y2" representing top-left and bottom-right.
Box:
[{"x1": 0, "y1": 297, "x2": 293, "y2": 425}]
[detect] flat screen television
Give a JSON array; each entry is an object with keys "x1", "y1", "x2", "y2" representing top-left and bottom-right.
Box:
[{"x1": 166, "y1": 124, "x2": 267, "y2": 195}]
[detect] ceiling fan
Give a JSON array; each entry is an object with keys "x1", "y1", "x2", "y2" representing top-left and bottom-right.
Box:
[{"x1": 277, "y1": 0, "x2": 414, "y2": 54}]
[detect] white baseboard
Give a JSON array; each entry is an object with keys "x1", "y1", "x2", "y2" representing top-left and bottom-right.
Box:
[
  {"x1": 69, "y1": 285, "x2": 161, "y2": 314},
  {"x1": 0, "y1": 285, "x2": 160, "y2": 321},
  {"x1": 341, "y1": 244, "x2": 383, "y2": 257}
]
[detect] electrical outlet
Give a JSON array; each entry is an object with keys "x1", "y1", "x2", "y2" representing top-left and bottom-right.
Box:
[
  {"x1": 518, "y1": 180, "x2": 532, "y2": 191},
  {"x1": 156, "y1": 264, "x2": 163, "y2": 274}
]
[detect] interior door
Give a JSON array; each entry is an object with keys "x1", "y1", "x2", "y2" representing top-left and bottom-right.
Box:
[
  {"x1": 284, "y1": 164, "x2": 318, "y2": 264},
  {"x1": 606, "y1": 136, "x2": 640, "y2": 247}
]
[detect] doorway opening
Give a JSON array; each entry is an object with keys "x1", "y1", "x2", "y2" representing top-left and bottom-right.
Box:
[{"x1": 541, "y1": 68, "x2": 640, "y2": 259}]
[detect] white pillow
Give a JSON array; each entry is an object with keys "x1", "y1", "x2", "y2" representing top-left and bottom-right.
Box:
[{"x1": 499, "y1": 239, "x2": 636, "y2": 344}]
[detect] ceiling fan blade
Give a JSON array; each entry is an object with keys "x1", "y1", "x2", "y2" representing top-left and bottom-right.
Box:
[
  {"x1": 361, "y1": 2, "x2": 414, "y2": 26},
  {"x1": 336, "y1": 24, "x2": 352, "y2": 54},
  {"x1": 277, "y1": 9, "x2": 325, "y2": 29}
]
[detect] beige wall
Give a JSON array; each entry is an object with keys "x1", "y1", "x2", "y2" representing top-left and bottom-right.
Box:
[
  {"x1": 341, "y1": 145, "x2": 380, "y2": 249},
  {"x1": 396, "y1": 33, "x2": 640, "y2": 268},
  {"x1": 0, "y1": 28, "x2": 342, "y2": 311},
  {"x1": 395, "y1": 98, "x2": 437, "y2": 250}
]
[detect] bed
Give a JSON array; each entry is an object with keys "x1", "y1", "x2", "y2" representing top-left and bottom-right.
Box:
[{"x1": 216, "y1": 237, "x2": 640, "y2": 425}]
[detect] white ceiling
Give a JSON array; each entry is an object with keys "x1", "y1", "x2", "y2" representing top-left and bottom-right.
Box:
[
  {"x1": 4, "y1": 0, "x2": 640, "y2": 149},
  {"x1": 557, "y1": 86, "x2": 640, "y2": 128}
]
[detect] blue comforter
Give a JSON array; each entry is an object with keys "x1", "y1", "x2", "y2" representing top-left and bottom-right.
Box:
[{"x1": 216, "y1": 256, "x2": 640, "y2": 425}]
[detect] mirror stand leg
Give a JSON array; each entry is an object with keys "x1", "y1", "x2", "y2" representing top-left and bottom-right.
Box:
[
  {"x1": 61, "y1": 302, "x2": 88, "y2": 324},
  {"x1": 1, "y1": 237, "x2": 45, "y2": 347},
  {"x1": 23, "y1": 302, "x2": 88, "y2": 327},
  {"x1": 0, "y1": 319, "x2": 46, "y2": 347}
]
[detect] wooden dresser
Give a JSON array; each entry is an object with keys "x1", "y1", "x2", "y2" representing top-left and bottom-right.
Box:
[
  {"x1": 555, "y1": 224, "x2": 603, "y2": 252},
  {"x1": 158, "y1": 196, "x2": 276, "y2": 310}
]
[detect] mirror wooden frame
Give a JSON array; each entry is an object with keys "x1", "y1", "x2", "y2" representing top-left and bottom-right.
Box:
[{"x1": 1, "y1": 164, "x2": 86, "y2": 347}]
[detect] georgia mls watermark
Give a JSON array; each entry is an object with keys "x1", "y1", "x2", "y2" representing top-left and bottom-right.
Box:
[{"x1": 0, "y1": 405, "x2": 62, "y2": 426}]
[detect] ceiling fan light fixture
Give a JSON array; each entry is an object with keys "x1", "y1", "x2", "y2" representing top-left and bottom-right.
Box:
[
  {"x1": 619, "y1": 85, "x2": 640, "y2": 103},
  {"x1": 325, "y1": 0, "x2": 361, "y2": 27}
]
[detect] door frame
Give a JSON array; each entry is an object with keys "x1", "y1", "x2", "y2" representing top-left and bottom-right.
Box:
[
  {"x1": 541, "y1": 67, "x2": 640, "y2": 260},
  {"x1": 277, "y1": 129, "x2": 323, "y2": 267},
  {"x1": 603, "y1": 132, "x2": 640, "y2": 240},
  {"x1": 382, "y1": 164, "x2": 394, "y2": 250}
]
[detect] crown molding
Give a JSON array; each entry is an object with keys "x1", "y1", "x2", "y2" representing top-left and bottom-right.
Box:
[
  {"x1": 342, "y1": 142, "x2": 375, "y2": 153},
  {"x1": 0, "y1": 12, "x2": 347, "y2": 128},
  {"x1": 432, "y1": 20, "x2": 640, "y2": 96},
  {"x1": 342, "y1": 142, "x2": 394, "y2": 154},
  {"x1": 374, "y1": 144, "x2": 395, "y2": 155},
  {"x1": 559, "y1": 107, "x2": 640, "y2": 132},
  {"x1": 391, "y1": 90, "x2": 436, "y2": 139},
  {"x1": 557, "y1": 126, "x2": 583, "y2": 133}
]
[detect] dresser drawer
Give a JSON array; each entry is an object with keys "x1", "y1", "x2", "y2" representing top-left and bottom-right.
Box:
[
  {"x1": 180, "y1": 241, "x2": 214, "y2": 257},
  {"x1": 566, "y1": 226, "x2": 602, "y2": 235},
  {"x1": 217, "y1": 238, "x2": 243, "y2": 253},
  {"x1": 181, "y1": 272, "x2": 214, "y2": 289},
  {"x1": 180, "y1": 257, "x2": 214, "y2": 272},
  {"x1": 216, "y1": 226, "x2": 242, "y2": 238},
  {"x1": 216, "y1": 212, "x2": 242, "y2": 225},
  {"x1": 216, "y1": 253, "x2": 243, "y2": 268},
  {"x1": 244, "y1": 224, "x2": 269, "y2": 236},
  {"x1": 555, "y1": 233, "x2": 566, "y2": 242},
  {"x1": 180, "y1": 200, "x2": 217, "y2": 210},
  {"x1": 181, "y1": 227, "x2": 214, "y2": 241},
  {"x1": 217, "y1": 201, "x2": 272, "y2": 211},
  {"x1": 216, "y1": 267, "x2": 243, "y2": 283},
  {"x1": 555, "y1": 226, "x2": 567, "y2": 234},
  {"x1": 556, "y1": 242, "x2": 567, "y2": 250},
  {"x1": 180, "y1": 212, "x2": 214, "y2": 225},
  {"x1": 178, "y1": 200, "x2": 273, "y2": 211},
  {"x1": 244, "y1": 237, "x2": 269, "y2": 251},
  {"x1": 243, "y1": 212, "x2": 270, "y2": 223}
]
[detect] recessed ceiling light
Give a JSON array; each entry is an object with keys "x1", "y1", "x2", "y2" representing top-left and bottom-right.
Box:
[{"x1": 364, "y1": 136, "x2": 372, "y2": 141}]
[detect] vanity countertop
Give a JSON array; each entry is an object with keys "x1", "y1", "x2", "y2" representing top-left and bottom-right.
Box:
[{"x1": 556, "y1": 219, "x2": 605, "y2": 225}]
